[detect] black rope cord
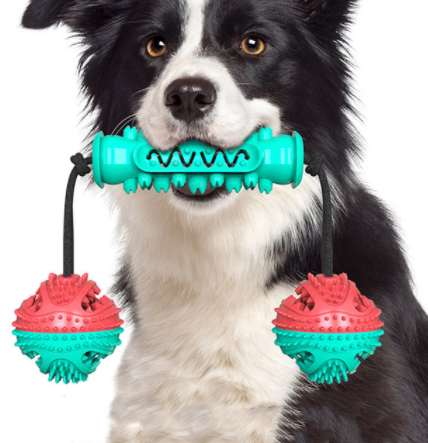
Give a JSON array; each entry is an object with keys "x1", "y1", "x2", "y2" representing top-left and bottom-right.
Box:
[
  {"x1": 305, "y1": 153, "x2": 333, "y2": 277},
  {"x1": 63, "y1": 153, "x2": 92, "y2": 277}
]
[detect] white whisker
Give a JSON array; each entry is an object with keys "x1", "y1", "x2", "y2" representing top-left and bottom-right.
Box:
[{"x1": 132, "y1": 87, "x2": 150, "y2": 98}]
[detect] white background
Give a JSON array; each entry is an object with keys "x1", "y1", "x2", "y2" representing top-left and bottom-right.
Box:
[{"x1": 1, "y1": 1, "x2": 427, "y2": 442}]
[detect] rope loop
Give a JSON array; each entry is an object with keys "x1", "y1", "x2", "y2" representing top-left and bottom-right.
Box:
[
  {"x1": 71, "y1": 153, "x2": 92, "y2": 177},
  {"x1": 305, "y1": 152, "x2": 325, "y2": 177}
]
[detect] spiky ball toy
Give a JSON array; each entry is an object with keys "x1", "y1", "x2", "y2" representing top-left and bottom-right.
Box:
[
  {"x1": 270, "y1": 156, "x2": 385, "y2": 384},
  {"x1": 272, "y1": 273, "x2": 384, "y2": 384},
  {"x1": 12, "y1": 273, "x2": 124, "y2": 383},
  {"x1": 12, "y1": 154, "x2": 124, "y2": 383}
]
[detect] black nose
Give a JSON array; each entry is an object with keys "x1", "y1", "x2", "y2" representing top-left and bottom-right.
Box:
[{"x1": 164, "y1": 77, "x2": 217, "y2": 123}]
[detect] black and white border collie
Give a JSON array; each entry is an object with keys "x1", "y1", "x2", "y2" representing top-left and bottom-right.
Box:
[{"x1": 22, "y1": 0, "x2": 428, "y2": 441}]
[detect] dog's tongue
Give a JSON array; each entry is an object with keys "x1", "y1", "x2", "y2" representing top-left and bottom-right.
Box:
[{"x1": 177, "y1": 183, "x2": 216, "y2": 196}]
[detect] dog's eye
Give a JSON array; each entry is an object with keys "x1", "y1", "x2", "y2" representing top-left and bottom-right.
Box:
[
  {"x1": 146, "y1": 36, "x2": 166, "y2": 57},
  {"x1": 241, "y1": 36, "x2": 265, "y2": 55}
]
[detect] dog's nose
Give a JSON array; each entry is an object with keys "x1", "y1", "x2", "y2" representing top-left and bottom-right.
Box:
[{"x1": 164, "y1": 77, "x2": 217, "y2": 123}]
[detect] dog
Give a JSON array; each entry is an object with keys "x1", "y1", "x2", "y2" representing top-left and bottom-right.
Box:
[{"x1": 22, "y1": 0, "x2": 428, "y2": 442}]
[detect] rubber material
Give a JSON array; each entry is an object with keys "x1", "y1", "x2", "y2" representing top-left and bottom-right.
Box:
[
  {"x1": 13, "y1": 273, "x2": 124, "y2": 333},
  {"x1": 92, "y1": 126, "x2": 304, "y2": 194},
  {"x1": 272, "y1": 273, "x2": 384, "y2": 333},
  {"x1": 273, "y1": 328, "x2": 383, "y2": 384},
  {"x1": 13, "y1": 328, "x2": 124, "y2": 383},
  {"x1": 272, "y1": 273, "x2": 384, "y2": 384},
  {"x1": 12, "y1": 273, "x2": 125, "y2": 383}
]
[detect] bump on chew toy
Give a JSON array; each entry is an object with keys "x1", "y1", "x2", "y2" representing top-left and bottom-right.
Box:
[{"x1": 13, "y1": 128, "x2": 383, "y2": 385}]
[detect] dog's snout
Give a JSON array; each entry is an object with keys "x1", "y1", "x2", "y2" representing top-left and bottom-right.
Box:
[{"x1": 164, "y1": 77, "x2": 217, "y2": 123}]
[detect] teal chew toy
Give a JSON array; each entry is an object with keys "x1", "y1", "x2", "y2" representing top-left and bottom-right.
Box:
[{"x1": 92, "y1": 126, "x2": 304, "y2": 194}]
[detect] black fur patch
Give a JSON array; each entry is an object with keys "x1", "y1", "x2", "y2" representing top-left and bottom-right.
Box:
[{"x1": 111, "y1": 263, "x2": 139, "y2": 325}]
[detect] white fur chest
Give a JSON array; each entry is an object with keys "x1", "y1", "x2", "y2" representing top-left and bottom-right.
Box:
[
  {"x1": 111, "y1": 275, "x2": 301, "y2": 443},
  {"x1": 108, "y1": 178, "x2": 320, "y2": 442}
]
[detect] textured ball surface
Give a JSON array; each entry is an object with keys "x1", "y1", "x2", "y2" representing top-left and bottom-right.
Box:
[
  {"x1": 12, "y1": 273, "x2": 124, "y2": 383},
  {"x1": 272, "y1": 273, "x2": 384, "y2": 384}
]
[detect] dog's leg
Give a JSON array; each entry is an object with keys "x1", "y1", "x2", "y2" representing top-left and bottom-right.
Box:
[{"x1": 108, "y1": 334, "x2": 192, "y2": 443}]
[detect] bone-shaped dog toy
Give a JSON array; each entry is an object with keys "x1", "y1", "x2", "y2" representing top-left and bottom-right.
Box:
[{"x1": 92, "y1": 126, "x2": 304, "y2": 194}]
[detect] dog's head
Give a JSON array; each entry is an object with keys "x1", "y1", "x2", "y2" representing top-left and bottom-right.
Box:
[{"x1": 23, "y1": 0, "x2": 356, "y2": 215}]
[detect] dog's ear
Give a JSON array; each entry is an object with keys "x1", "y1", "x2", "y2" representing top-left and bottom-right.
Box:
[
  {"x1": 294, "y1": 0, "x2": 357, "y2": 37},
  {"x1": 22, "y1": 0, "x2": 117, "y2": 31},
  {"x1": 22, "y1": 0, "x2": 70, "y2": 29}
]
